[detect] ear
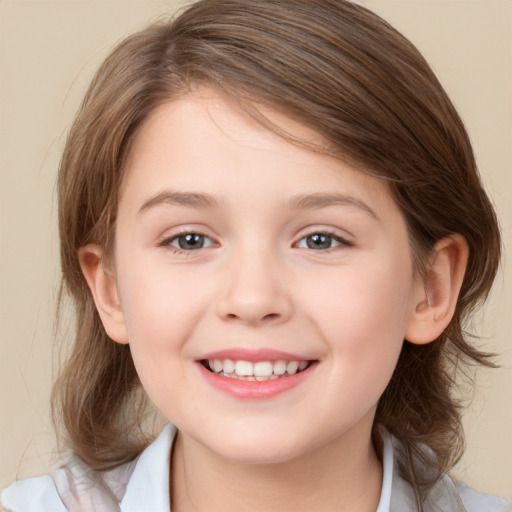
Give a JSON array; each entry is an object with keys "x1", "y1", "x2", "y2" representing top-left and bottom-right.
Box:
[
  {"x1": 405, "y1": 234, "x2": 469, "y2": 345},
  {"x1": 78, "y1": 244, "x2": 129, "y2": 344}
]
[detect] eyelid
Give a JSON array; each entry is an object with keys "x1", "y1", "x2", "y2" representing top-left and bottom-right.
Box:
[
  {"x1": 294, "y1": 229, "x2": 354, "y2": 250},
  {"x1": 156, "y1": 226, "x2": 354, "y2": 254},
  {"x1": 158, "y1": 228, "x2": 218, "y2": 252}
]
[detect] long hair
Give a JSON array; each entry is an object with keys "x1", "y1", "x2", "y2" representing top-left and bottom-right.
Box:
[{"x1": 52, "y1": 0, "x2": 501, "y2": 503}]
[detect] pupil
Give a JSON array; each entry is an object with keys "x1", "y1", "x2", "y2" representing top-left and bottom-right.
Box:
[
  {"x1": 179, "y1": 234, "x2": 204, "y2": 249},
  {"x1": 307, "y1": 233, "x2": 331, "y2": 249}
]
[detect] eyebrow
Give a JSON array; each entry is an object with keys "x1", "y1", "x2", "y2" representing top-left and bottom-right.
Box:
[
  {"x1": 287, "y1": 193, "x2": 379, "y2": 221},
  {"x1": 138, "y1": 190, "x2": 219, "y2": 213},
  {"x1": 138, "y1": 189, "x2": 378, "y2": 221}
]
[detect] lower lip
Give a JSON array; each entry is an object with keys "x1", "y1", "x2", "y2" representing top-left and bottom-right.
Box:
[{"x1": 197, "y1": 362, "x2": 317, "y2": 399}]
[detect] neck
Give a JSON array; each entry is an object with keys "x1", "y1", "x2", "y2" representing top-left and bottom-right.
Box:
[{"x1": 170, "y1": 423, "x2": 383, "y2": 512}]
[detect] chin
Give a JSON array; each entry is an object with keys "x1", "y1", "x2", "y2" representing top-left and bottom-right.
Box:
[{"x1": 202, "y1": 429, "x2": 312, "y2": 466}]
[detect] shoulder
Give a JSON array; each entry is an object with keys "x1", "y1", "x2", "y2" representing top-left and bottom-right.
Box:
[
  {"x1": 1, "y1": 425, "x2": 176, "y2": 512},
  {"x1": 1, "y1": 455, "x2": 136, "y2": 512},
  {"x1": 382, "y1": 428, "x2": 511, "y2": 512},
  {"x1": 1, "y1": 475, "x2": 67, "y2": 512},
  {"x1": 456, "y1": 481, "x2": 512, "y2": 512}
]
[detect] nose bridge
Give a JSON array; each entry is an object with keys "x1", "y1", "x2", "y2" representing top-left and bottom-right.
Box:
[{"x1": 216, "y1": 237, "x2": 292, "y2": 325}]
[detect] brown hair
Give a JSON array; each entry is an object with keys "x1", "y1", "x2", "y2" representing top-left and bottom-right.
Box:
[{"x1": 53, "y1": 0, "x2": 501, "y2": 503}]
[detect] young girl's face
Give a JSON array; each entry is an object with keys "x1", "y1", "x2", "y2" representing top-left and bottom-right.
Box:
[{"x1": 104, "y1": 91, "x2": 424, "y2": 465}]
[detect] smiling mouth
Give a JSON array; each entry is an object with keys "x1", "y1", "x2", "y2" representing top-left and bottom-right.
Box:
[{"x1": 201, "y1": 359, "x2": 314, "y2": 381}]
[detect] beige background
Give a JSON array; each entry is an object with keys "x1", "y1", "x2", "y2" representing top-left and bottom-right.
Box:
[{"x1": 0, "y1": 0, "x2": 511, "y2": 499}]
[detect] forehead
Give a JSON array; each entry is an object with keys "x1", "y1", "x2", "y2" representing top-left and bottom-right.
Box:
[
  {"x1": 120, "y1": 91, "x2": 400, "y2": 224},
  {"x1": 125, "y1": 91, "x2": 328, "y2": 175}
]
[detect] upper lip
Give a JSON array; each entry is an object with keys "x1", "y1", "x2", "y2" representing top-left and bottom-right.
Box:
[{"x1": 198, "y1": 348, "x2": 313, "y2": 362}]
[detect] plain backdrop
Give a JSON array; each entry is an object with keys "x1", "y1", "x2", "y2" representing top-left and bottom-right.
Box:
[{"x1": 0, "y1": 0, "x2": 511, "y2": 499}]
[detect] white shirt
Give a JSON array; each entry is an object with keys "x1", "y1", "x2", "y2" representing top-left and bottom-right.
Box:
[{"x1": 2, "y1": 425, "x2": 511, "y2": 512}]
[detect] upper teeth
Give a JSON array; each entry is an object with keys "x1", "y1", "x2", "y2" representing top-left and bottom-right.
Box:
[{"x1": 208, "y1": 359, "x2": 309, "y2": 378}]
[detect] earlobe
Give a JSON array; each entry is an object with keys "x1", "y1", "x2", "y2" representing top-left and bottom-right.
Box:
[
  {"x1": 405, "y1": 234, "x2": 469, "y2": 345},
  {"x1": 78, "y1": 244, "x2": 129, "y2": 344}
]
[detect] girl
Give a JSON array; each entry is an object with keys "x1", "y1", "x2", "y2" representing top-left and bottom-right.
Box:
[{"x1": 2, "y1": 0, "x2": 510, "y2": 510}]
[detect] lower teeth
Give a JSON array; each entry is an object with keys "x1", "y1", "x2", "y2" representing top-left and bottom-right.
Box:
[
  {"x1": 216, "y1": 369, "x2": 306, "y2": 380},
  {"x1": 220, "y1": 373, "x2": 281, "y2": 381}
]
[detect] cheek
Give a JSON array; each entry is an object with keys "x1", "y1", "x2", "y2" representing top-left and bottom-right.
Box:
[
  {"x1": 116, "y1": 268, "x2": 207, "y2": 419},
  {"x1": 115, "y1": 263, "x2": 209, "y2": 374},
  {"x1": 306, "y1": 255, "x2": 414, "y2": 385},
  {"x1": 119, "y1": 254, "x2": 204, "y2": 325}
]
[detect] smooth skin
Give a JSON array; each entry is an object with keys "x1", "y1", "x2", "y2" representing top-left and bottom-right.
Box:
[{"x1": 80, "y1": 90, "x2": 468, "y2": 511}]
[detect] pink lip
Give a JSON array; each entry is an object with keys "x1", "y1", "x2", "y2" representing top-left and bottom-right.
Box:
[
  {"x1": 198, "y1": 348, "x2": 310, "y2": 362},
  {"x1": 196, "y1": 359, "x2": 318, "y2": 400}
]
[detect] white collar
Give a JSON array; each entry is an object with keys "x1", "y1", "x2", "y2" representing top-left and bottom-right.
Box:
[
  {"x1": 120, "y1": 424, "x2": 175, "y2": 511},
  {"x1": 4, "y1": 424, "x2": 505, "y2": 511},
  {"x1": 120, "y1": 424, "x2": 396, "y2": 512}
]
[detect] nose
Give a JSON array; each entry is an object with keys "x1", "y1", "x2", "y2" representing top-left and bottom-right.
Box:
[{"x1": 215, "y1": 248, "x2": 293, "y2": 326}]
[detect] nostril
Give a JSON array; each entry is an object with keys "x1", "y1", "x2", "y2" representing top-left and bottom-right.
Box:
[
  {"x1": 224, "y1": 312, "x2": 280, "y2": 322},
  {"x1": 216, "y1": 290, "x2": 293, "y2": 325}
]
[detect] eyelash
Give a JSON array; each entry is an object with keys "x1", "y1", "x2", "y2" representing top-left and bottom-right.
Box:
[
  {"x1": 159, "y1": 231, "x2": 216, "y2": 254},
  {"x1": 295, "y1": 231, "x2": 353, "y2": 251},
  {"x1": 159, "y1": 230, "x2": 353, "y2": 254}
]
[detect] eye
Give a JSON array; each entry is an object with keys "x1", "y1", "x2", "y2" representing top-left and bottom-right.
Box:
[
  {"x1": 296, "y1": 232, "x2": 351, "y2": 250},
  {"x1": 164, "y1": 232, "x2": 215, "y2": 251}
]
